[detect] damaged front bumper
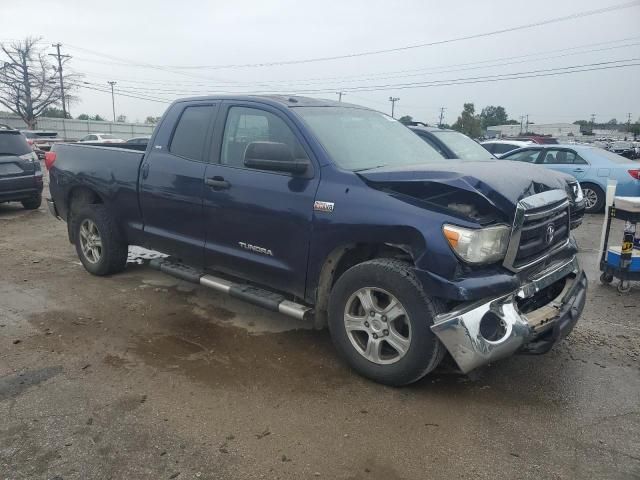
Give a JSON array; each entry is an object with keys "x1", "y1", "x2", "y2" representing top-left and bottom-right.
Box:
[{"x1": 431, "y1": 255, "x2": 587, "y2": 373}]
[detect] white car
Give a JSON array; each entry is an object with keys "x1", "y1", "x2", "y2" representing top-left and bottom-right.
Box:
[
  {"x1": 78, "y1": 133, "x2": 125, "y2": 144},
  {"x1": 481, "y1": 139, "x2": 533, "y2": 157}
]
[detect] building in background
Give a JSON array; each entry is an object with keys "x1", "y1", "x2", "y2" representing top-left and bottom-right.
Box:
[{"x1": 486, "y1": 123, "x2": 580, "y2": 138}]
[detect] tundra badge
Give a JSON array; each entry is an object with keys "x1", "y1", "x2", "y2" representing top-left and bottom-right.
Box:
[
  {"x1": 314, "y1": 201, "x2": 335, "y2": 213},
  {"x1": 238, "y1": 242, "x2": 273, "y2": 256}
]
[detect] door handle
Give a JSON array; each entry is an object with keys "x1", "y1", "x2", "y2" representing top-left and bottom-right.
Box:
[
  {"x1": 572, "y1": 168, "x2": 585, "y2": 173},
  {"x1": 141, "y1": 162, "x2": 150, "y2": 179},
  {"x1": 205, "y1": 176, "x2": 230, "y2": 190}
]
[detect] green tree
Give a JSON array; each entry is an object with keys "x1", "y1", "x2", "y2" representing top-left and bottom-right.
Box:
[
  {"x1": 42, "y1": 107, "x2": 71, "y2": 119},
  {"x1": 398, "y1": 115, "x2": 413, "y2": 125},
  {"x1": 479, "y1": 105, "x2": 508, "y2": 129},
  {"x1": 452, "y1": 103, "x2": 482, "y2": 138},
  {"x1": 145, "y1": 116, "x2": 162, "y2": 124},
  {"x1": 93, "y1": 114, "x2": 105, "y2": 121}
]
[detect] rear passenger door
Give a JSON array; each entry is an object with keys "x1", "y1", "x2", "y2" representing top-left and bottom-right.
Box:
[
  {"x1": 139, "y1": 101, "x2": 218, "y2": 264},
  {"x1": 202, "y1": 102, "x2": 319, "y2": 298}
]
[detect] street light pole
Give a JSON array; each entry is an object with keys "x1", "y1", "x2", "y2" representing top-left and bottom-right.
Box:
[{"x1": 108, "y1": 81, "x2": 117, "y2": 122}]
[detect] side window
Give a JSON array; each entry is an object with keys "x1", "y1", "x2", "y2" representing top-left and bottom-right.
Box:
[
  {"x1": 493, "y1": 143, "x2": 517, "y2": 154},
  {"x1": 541, "y1": 149, "x2": 586, "y2": 165},
  {"x1": 504, "y1": 149, "x2": 540, "y2": 163},
  {"x1": 220, "y1": 106, "x2": 307, "y2": 168},
  {"x1": 169, "y1": 105, "x2": 214, "y2": 161},
  {"x1": 88, "y1": 135, "x2": 97, "y2": 141}
]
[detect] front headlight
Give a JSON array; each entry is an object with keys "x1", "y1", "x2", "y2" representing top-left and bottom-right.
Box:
[
  {"x1": 442, "y1": 224, "x2": 510, "y2": 264},
  {"x1": 572, "y1": 182, "x2": 584, "y2": 202},
  {"x1": 19, "y1": 152, "x2": 38, "y2": 162}
]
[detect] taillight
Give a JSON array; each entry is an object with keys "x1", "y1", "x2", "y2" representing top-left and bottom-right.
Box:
[
  {"x1": 44, "y1": 151, "x2": 57, "y2": 170},
  {"x1": 26, "y1": 139, "x2": 34, "y2": 145},
  {"x1": 628, "y1": 169, "x2": 640, "y2": 180}
]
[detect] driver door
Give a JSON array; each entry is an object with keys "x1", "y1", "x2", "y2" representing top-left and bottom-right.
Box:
[{"x1": 202, "y1": 103, "x2": 319, "y2": 298}]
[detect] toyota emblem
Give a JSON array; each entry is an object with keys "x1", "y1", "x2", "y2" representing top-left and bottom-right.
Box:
[{"x1": 545, "y1": 224, "x2": 555, "y2": 245}]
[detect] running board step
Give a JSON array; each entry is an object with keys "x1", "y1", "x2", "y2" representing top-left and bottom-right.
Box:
[{"x1": 148, "y1": 258, "x2": 313, "y2": 321}]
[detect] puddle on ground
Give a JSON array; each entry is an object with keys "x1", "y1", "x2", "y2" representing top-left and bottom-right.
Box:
[{"x1": 129, "y1": 310, "x2": 349, "y2": 391}]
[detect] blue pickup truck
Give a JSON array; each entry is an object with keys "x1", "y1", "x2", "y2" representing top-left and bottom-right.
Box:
[{"x1": 46, "y1": 96, "x2": 587, "y2": 386}]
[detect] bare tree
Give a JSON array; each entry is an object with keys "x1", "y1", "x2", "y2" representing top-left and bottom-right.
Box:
[{"x1": 0, "y1": 37, "x2": 80, "y2": 129}]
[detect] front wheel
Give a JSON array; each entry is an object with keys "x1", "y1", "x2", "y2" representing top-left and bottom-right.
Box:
[
  {"x1": 328, "y1": 258, "x2": 446, "y2": 386},
  {"x1": 72, "y1": 205, "x2": 128, "y2": 276},
  {"x1": 581, "y1": 183, "x2": 605, "y2": 213}
]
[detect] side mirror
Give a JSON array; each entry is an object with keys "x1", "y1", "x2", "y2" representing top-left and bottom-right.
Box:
[{"x1": 243, "y1": 141, "x2": 309, "y2": 174}]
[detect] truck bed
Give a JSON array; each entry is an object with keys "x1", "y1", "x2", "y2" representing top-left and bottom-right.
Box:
[{"x1": 48, "y1": 143, "x2": 146, "y2": 242}]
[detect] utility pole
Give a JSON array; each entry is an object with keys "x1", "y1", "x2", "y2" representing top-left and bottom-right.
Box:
[
  {"x1": 389, "y1": 97, "x2": 400, "y2": 118},
  {"x1": 590, "y1": 113, "x2": 596, "y2": 135},
  {"x1": 108, "y1": 81, "x2": 117, "y2": 122},
  {"x1": 525, "y1": 114, "x2": 529, "y2": 134},
  {"x1": 336, "y1": 92, "x2": 345, "y2": 102},
  {"x1": 519, "y1": 115, "x2": 524, "y2": 135},
  {"x1": 49, "y1": 44, "x2": 71, "y2": 119},
  {"x1": 438, "y1": 107, "x2": 446, "y2": 127},
  {"x1": 627, "y1": 112, "x2": 632, "y2": 132}
]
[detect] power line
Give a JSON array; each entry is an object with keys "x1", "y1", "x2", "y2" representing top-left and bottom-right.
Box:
[
  {"x1": 77, "y1": 1, "x2": 638, "y2": 71},
  {"x1": 78, "y1": 84, "x2": 168, "y2": 104},
  {"x1": 91, "y1": 58, "x2": 639, "y2": 96},
  {"x1": 69, "y1": 36, "x2": 640, "y2": 91},
  {"x1": 70, "y1": 37, "x2": 640, "y2": 94}
]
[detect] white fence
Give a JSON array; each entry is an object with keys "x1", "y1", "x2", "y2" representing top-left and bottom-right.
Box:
[{"x1": 0, "y1": 115, "x2": 155, "y2": 141}]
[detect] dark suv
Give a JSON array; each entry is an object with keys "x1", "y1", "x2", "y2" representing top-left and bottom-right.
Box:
[{"x1": 0, "y1": 125, "x2": 43, "y2": 210}]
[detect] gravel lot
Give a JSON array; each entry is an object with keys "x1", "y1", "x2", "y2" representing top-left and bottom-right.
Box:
[{"x1": 1, "y1": 184, "x2": 639, "y2": 480}]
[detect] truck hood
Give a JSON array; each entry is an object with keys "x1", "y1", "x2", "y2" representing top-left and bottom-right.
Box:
[{"x1": 358, "y1": 160, "x2": 568, "y2": 223}]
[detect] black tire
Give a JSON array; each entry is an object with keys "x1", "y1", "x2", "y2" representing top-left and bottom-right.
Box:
[
  {"x1": 72, "y1": 205, "x2": 128, "y2": 276},
  {"x1": 328, "y1": 258, "x2": 446, "y2": 386},
  {"x1": 21, "y1": 194, "x2": 42, "y2": 210},
  {"x1": 599, "y1": 272, "x2": 614, "y2": 284},
  {"x1": 581, "y1": 183, "x2": 605, "y2": 213}
]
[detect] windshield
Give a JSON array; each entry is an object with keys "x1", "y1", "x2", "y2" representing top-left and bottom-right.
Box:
[
  {"x1": 0, "y1": 132, "x2": 32, "y2": 156},
  {"x1": 295, "y1": 107, "x2": 444, "y2": 170},
  {"x1": 432, "y1": 131, "x2": 495, "y2": 161}
]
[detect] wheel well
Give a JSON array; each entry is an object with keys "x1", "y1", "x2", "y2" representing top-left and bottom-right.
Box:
[
  {"x1": 579, "y1": 181, "x2": 604, "y2": 192},
  {"x1": 313, "y1": 243, "x2": 413, "y2": 329},
  {"x1": 66, "y1": 187, "x2": 104, "y2": 243}
]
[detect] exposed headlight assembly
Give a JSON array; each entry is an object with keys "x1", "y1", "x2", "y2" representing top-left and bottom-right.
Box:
[
  {"x1": 442, "y1": 224, "x2": 510, "y2": 264},
  {"x1": 572, "y1": 182, "x2": 584, "y2": 202}
]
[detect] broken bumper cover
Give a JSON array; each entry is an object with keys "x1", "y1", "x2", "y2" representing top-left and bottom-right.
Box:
[{"x1": 431, "y1": 256, "x2": 587, "y2": 373}]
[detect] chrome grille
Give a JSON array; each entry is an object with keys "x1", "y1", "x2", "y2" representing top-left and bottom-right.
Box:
[{"x1": 503, "y1": 190, "x2": 571, "y2": 272}]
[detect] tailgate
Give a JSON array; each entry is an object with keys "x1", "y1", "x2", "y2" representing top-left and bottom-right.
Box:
[{"x1": 0, "y1": 155, "x2": 38, "y2": 192}]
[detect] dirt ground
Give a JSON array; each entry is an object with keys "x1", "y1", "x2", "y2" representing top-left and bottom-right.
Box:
[{"x1": 1, "y1": 184, "x2": 639, "y2": 480}]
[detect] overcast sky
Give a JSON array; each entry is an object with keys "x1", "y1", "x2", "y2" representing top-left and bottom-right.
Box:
[{"x1": 1, "y1": 0, "x2": 639, "y2": 125}]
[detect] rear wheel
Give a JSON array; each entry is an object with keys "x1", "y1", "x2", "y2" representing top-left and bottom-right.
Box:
[
  {"x1": 73, "y1": 205, "x2": 127, "y2": 276},
  {"x1": 328, "y1": 258, "x2": 446, "y2": 386},
  {"x1": 21, "y1": 194, "x2": 42, "y2": 210},
  {"x1": 581, "y1": 183, "x2": 605, "y2": 213}
]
